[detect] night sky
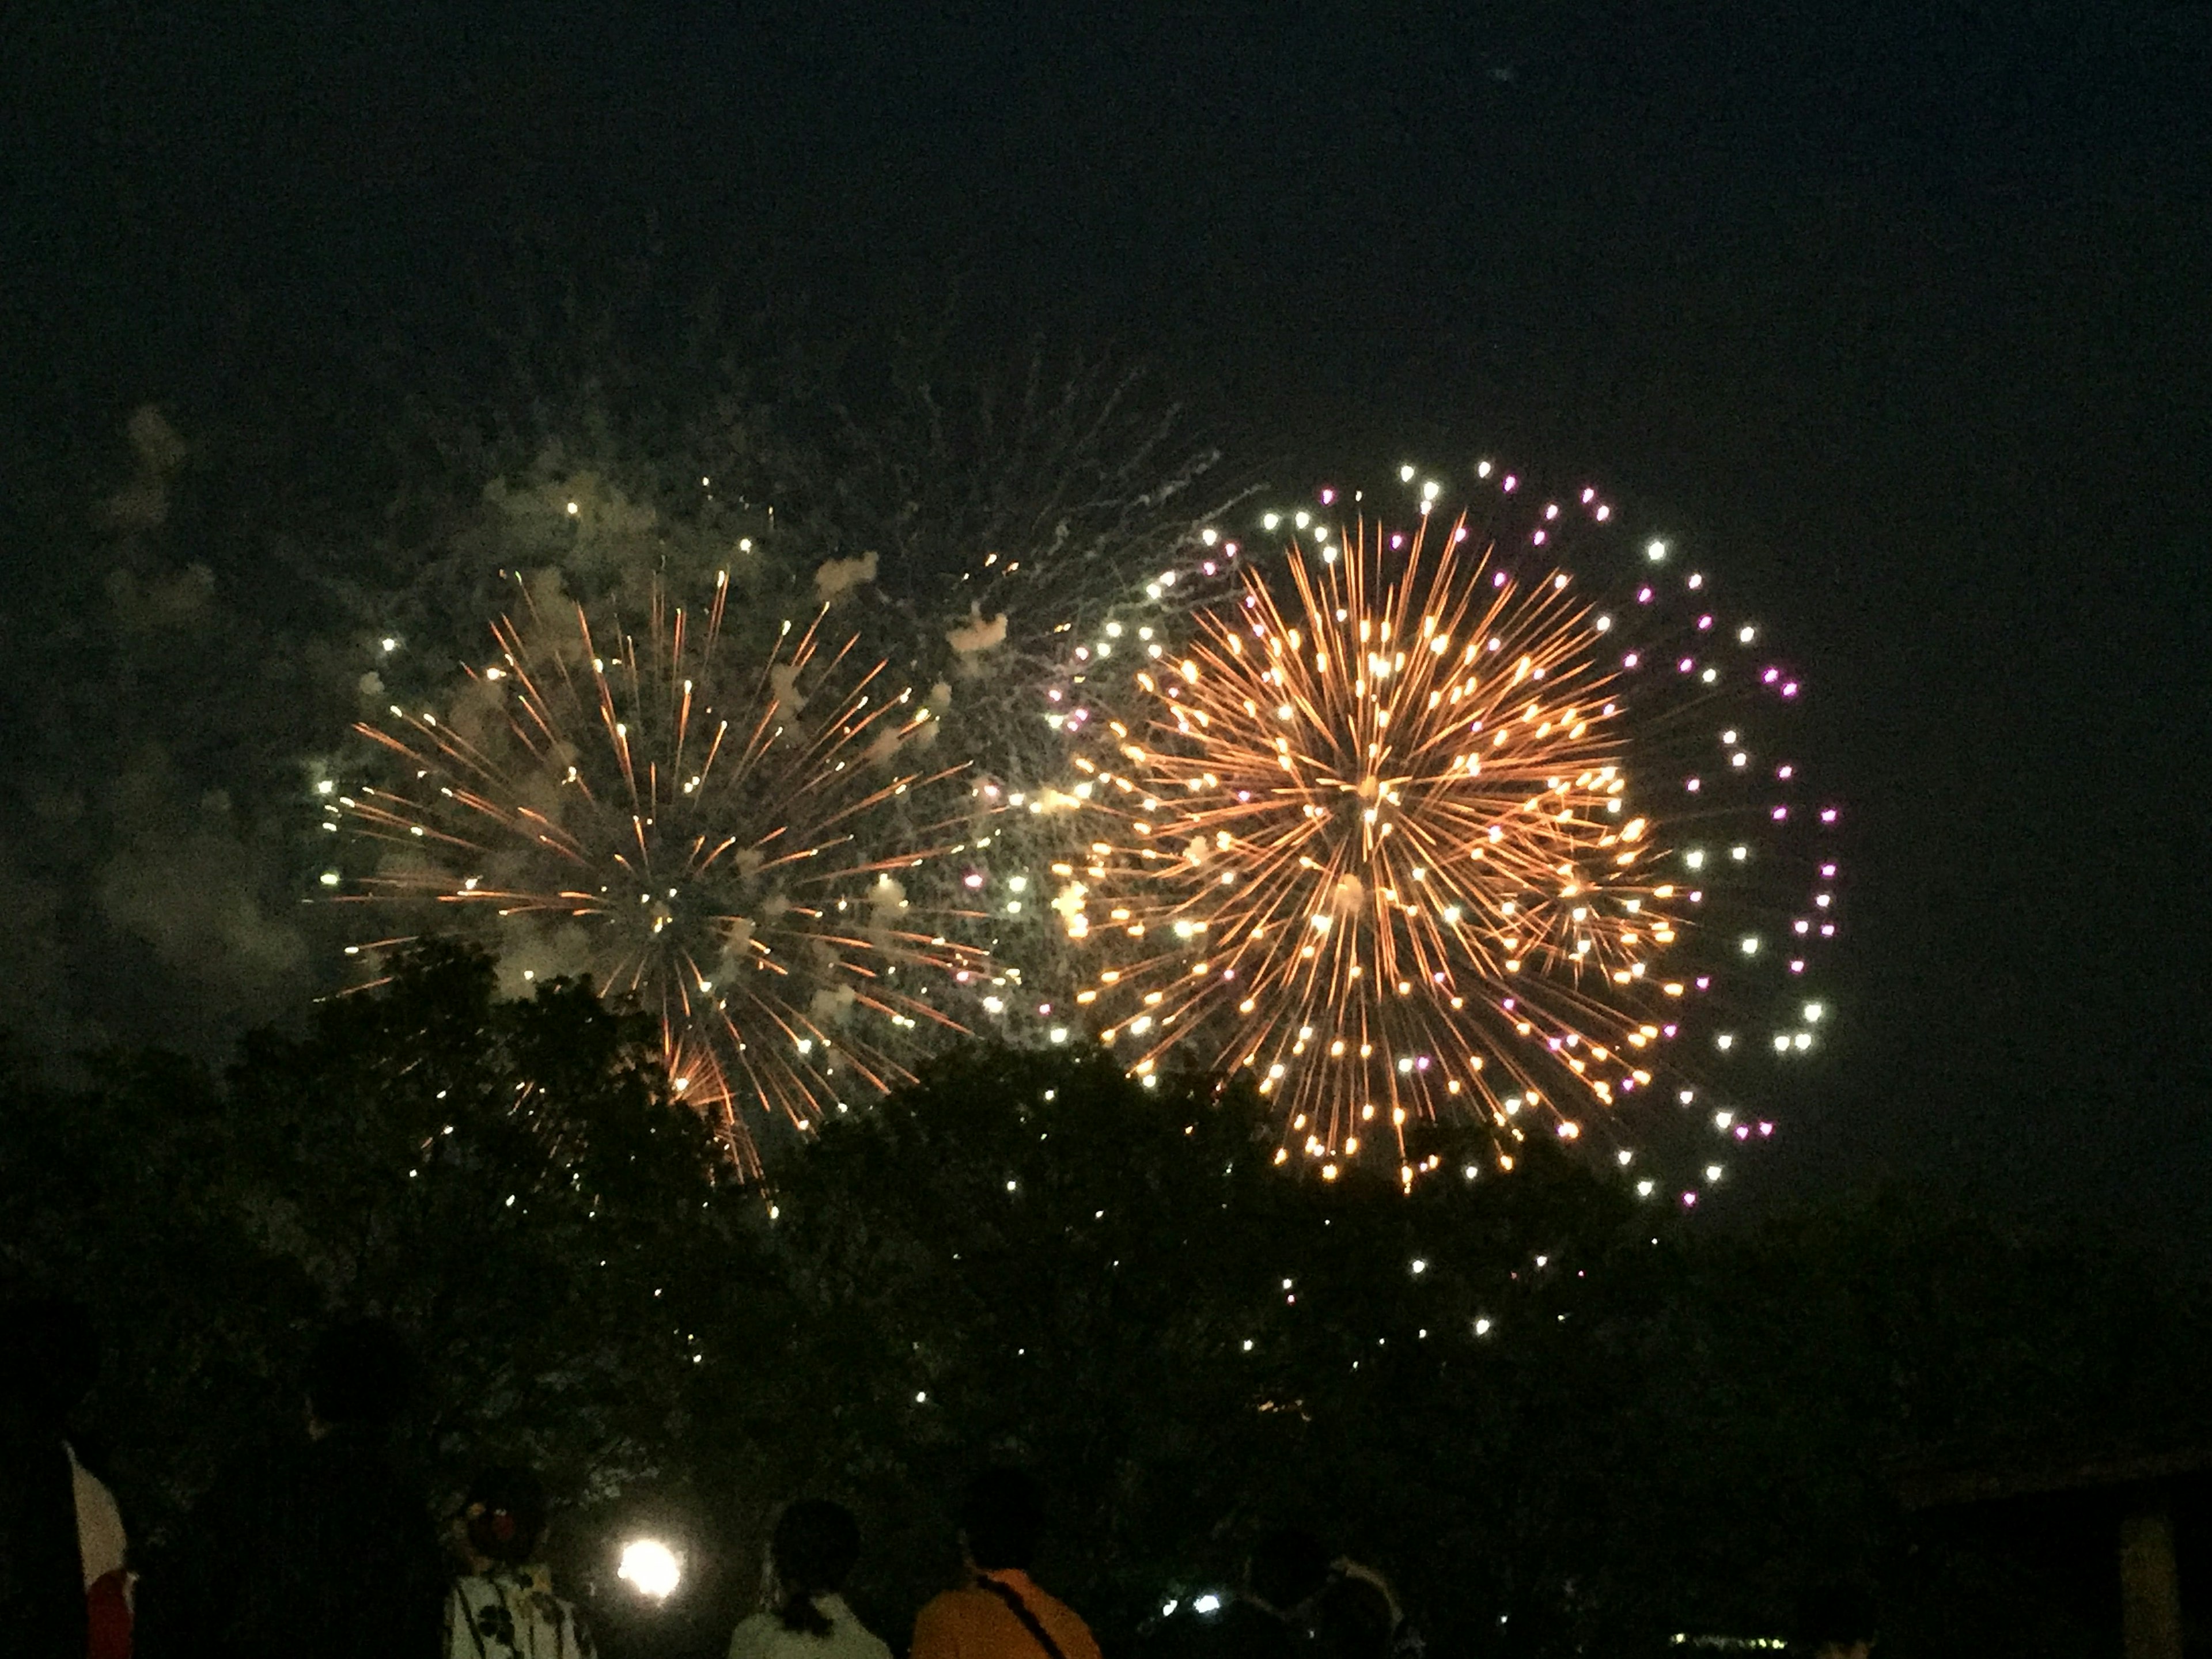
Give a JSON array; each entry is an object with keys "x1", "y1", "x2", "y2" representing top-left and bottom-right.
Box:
[{"x1": 5, "y1": 3, "x2": 2209, "y2": 1239}]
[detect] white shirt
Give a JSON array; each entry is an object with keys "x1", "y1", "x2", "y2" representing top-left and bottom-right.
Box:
[
  {"x1": 66, "y1": 1442, "x2": 128, "y2": 1588},
  {"x1": 730, "y1": 1593, "x2": 892, "y2": 1659},
  {"x1": 446, "y1": 1566, "x2": 596, "y2": 1659}
]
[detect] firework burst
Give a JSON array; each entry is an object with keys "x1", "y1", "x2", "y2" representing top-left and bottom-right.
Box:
[
  {"x1": 1050, "y1": 468, "x2": 1839, "y2": 1190},
  {"x1": 333, "y1": 573, "x2": 992, "y2": 1173}
]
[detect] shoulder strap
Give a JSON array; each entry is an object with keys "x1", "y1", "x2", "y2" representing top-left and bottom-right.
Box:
[{"x1": 975, "y1": 1577, "x2": 1070, "y2": 1659}]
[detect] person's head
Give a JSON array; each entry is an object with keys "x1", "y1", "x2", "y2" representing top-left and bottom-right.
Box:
[
  {"x1": 1247, "y1": 1528, "x2": 1332, "y2": 1613},
  {"x1": 1794, "y1": 1584, "x2": 1876, "y2": 1659},
  {"x1": 304, "y1": 1317, "x2": 416, "y2": 1432},
  {"x1": 0, "y1": 1297, "x2": 98, "y2": 1426},
  {"x1": 463, "y1": 1466, "x2": 549, "y2": 1567},
  {"x1": 772, "y1": 1500, "x2": 862, "y2": 1633},
  {"x1": 1310, "y1": 1574, "x2": 1395, "y2": 1659},
  {"x1": 959, "y1": 1467, "x2": 1046, "y2": 1574}
]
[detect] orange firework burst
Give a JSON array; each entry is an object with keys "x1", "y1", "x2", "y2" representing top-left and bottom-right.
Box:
[
  {"x1": 333, "y1": 573, "x2": 991, "y2": 1173},
  {"x1": 1052, "y1": 471, "x2": 1836, "y2": 1188}
]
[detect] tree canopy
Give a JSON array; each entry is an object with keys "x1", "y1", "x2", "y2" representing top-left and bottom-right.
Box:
[{"x1": 3, "y1": 949, "x2": 2205, "y2": 1656}]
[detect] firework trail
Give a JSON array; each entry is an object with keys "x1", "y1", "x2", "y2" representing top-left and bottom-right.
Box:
[
  {"x1": 331, "y1": 572, "x2": 993, "y2": 1175},
  {"x1": 1041, "y1": 466, "x2": 1839, "y2": 1192}
]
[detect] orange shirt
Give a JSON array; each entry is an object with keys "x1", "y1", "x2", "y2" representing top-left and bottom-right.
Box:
[{"x1": 909, "y1": 1570, "x2": 1102, "y2": 1659}]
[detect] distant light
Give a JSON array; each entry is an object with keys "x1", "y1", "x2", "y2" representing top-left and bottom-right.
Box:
[
  {"x1": 1410, "y1": 1258, "x2": 1428, "y2": 1275},
  {"x1": 1646, "y1": 540, "x2": 1667, "y2": 561},
  {"x1": 1192, "y1": 1594, "x2": 1224, "y2": 1616},
  {"x1": 566, "y1": 501, "x2": 579, "y2": 516},
  {"x1": 618, "y1": 1539, "x2": 681, "y2": 1599},
  {"x1": 318, "y1": 871, "x2": 340, "y2": 888}
]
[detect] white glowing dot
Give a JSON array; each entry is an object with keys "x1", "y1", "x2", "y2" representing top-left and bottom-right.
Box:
[
  {"x1": 566, "y1": 501, "x2": 579, "y2": 516},
  {"x1": 1646, "y1": 540, "x2": 1667, "y2": 561},
  {"x1": 618, "y1": 1540, "x2": 680, "y2": 1599}
]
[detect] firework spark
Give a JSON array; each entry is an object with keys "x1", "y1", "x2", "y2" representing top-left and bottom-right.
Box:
[
  {"x1": 334, "y1": 573, "x2": 991, "y2": 1173},
  {"x1": 1052, "y1": 471, "x2": 1837, "y2": 1188}
]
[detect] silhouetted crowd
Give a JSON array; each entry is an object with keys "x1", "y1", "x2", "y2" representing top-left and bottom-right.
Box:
[{"x1": 3, "y1": 1302, "x2": 1879, "y2": 1659}]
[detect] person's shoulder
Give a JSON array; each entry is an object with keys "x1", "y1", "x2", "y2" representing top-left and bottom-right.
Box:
[
  {"x1": 1025, "y1": 1584, "x2": 1103, "y2": 1659},
  {"x1": 916, "y1": 1584, "x2": 994, "y2": 1622},
  {"x1": 841, "y1": 1617, "x2": 894, "y2": 1659},
  {"x1": 911, "y1": 1586, "x2": 986, "y2": 1658},
  {"x1": 819, "y1": 1595, "x2": 893, "y2": 1658},
  {"x1": 729, "y1": 1609, "x2": 782, "y2": 1659}
]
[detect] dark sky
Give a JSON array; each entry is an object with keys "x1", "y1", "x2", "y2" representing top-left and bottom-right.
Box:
[{"x1": 5, "y1": 2, "x2": 2210, "y2": 1237}]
